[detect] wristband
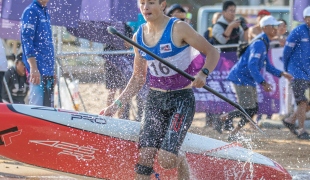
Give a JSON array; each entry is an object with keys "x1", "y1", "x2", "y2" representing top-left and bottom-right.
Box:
[{"x1": 114, "y1": 99, "x2": 122, "y2": 108}]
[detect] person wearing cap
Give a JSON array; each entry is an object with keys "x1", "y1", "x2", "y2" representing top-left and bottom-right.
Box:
[
  {"x1": 215, "y1": 15, "x2": 293, "y2": 141},
  {"x1": 281, "y1": 6, "x2": 310, "y2": 140},
  {"x1": 2, "y1": 53, "x2": 29, "y2": 104},
  {"x1": 248, "y1": 9, "x2": 271, "y2": 41},
  {"x1": 166, "y1": 4, "x2": 187, "y2": 21}
]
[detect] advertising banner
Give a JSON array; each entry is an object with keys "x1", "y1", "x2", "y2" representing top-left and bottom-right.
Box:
[{"x1": 194, "y1": 48, "x2": 286, "y2": 116}]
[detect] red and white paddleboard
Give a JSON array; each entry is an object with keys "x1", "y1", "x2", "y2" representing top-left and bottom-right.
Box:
[{"x1": 0, "y1": 104, "x2": 291, "y2": 180}]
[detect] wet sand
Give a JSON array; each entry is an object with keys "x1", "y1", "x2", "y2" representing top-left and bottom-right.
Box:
[{"x1": 1, "y1": 83, "x2": 309, "y2": 179}]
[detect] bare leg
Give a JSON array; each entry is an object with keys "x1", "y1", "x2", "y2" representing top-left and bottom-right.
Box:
[
  {"x1": 135, "y1": 147, "x2": 157, "y2": 180},
  {"x1": 307, "y1": 103, "x2": 310, "y2": 112},
  {"x1": 285, "y1": 101, "x2": 307, "y2": 134},
  {"x1": 295, "y1": 102, "x2": 307, "y2": 134}
]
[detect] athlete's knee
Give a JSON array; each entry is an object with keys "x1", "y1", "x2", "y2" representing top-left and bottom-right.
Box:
[
  {"x1": 297, "y1": 100, "x2": 308, "y2": 107},
  {"x1": 158, "y1": 150, "x2": 178, "y2": 169},
  {"x1": 134, "y1": 164, "x2": 154, "y2": 176}
]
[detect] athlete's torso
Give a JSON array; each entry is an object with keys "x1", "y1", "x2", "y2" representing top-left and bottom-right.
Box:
[{"x1": 136, "y1": 18, "x2": 205, "y2": 90}]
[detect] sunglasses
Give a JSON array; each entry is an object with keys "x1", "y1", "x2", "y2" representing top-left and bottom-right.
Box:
[{"x1": 266, "y1": 25, "x2": 279, "y2": 29}]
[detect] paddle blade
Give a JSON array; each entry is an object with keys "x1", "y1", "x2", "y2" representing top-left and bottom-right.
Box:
[{"x1": 107, "y1": 26, "x2": 118, "y2": 35}]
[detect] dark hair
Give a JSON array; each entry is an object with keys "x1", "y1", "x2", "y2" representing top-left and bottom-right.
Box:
[
  {"x1": 222, "y1": 1, "x2": 236, "y2": 11},
  {"x1": 125, "y1": 24, "x2": 133, "y2": 39},
  {"x1": 14, "y1": 53, "x2": 23, "y2": 64},
  {"x1": 278, "y1": 18, "x2": 287, "y2": 25},
  {"x1": 159, "y1": 0, "x2": 165, "y2": 3},
  {"x1": 166, "y1": 4, "x2": 186, "y2": 17}
]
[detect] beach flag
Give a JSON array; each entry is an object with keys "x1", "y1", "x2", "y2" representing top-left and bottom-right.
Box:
[{"x1": 293, "y1": 0, "x2": 310, "y2": 22}]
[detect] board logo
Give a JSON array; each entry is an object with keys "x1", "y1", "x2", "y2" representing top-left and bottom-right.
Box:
[
  {"x1": 0, "y1": 127, "x2": 22, "y2": 146},
  {"x1": 160, "y1": 43, "x2": 172, "y2": 53},
  {"x1": 30, "y1": 140, "x2": 99, "y2": 160},
  {"x1": 139, "y1": 50, "x2": 147, "y2": 57},
  {"x1": 71, "y1": 113, "x2": 107, "y2": 124}
]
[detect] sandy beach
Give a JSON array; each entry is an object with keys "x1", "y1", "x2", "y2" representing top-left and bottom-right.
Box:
[{"x1": 1, "y1": 83, "x2": 310, "y2": 179}]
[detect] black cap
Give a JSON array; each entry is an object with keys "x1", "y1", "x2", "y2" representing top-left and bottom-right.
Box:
[
  {"x1": 14, "y1": 53, "x2": 23, "y2": 64},
  {"x1": 166, "y1": 4, "x2": 186, "y2": 17}
]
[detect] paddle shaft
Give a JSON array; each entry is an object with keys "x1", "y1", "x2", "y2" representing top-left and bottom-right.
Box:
[
  {"x1": 3, "y1": 78, "x2": 13, "y2": 103},
  {"x1": 107, "y1": 26, "x2": 267, "y2": 136}
]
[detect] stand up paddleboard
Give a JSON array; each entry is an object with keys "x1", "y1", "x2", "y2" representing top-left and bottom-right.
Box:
[{"x1": 0, "y1": 104, "x2": 291, "y2": 179}]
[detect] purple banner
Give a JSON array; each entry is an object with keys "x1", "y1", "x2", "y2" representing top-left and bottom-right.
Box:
[
  {"x1": 0, "y1": 0, "x2": 20, "y2": 40},
  {"x1": 79, "y1": 0, "x2": 138, "y2": 23},
  {"x1": 1, "y1": 0, "x2": 33, "y2": 21},
  {"x1": 0, "y1": 18, "x2": 20, "y2": 40},
  {"x1": 1, "y1": 0, "x2": 138, "y2": 27},
  {"x1": 293, "y1": 0, "x2": 310, "y2": 22},
  {"x1": 194, "y1": 51, "x2": 281, "y2": 116}
]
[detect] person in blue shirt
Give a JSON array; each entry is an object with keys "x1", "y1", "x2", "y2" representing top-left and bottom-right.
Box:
[
  {"x1": 21, "y1": 0, "x2": 55, "y2": 107},
  {"x1": 281, "y1": 6, "x2": 310, "y2": 140},
  {"x1": 216, "y1": 16, "x2": 292, "y2": 141}
]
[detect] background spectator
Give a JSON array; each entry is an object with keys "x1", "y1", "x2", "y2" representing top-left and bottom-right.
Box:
[
  {"x1": 211, "y1": 1, "x2": 249, "y2": 130},
  {"x1": 21, "y1": 0, "x2": 55, "y2": 107},
  {"x1": 166, "y1": 4, "x2": 187, "y2": 21},
  {"x1": 282, "y1": 6, "x2": 310, "y2": 140},
  {"x1": 166, "y1": 4, "x2": 192, "y2": 24},
  {"x1": 248, "y1": 9, "x2": 271, "y2": 41},
  {"x1": 212, "y1": 1, "x2": 248, "y2": 53},
  {"x1": 103, "y1": 23, "x2": 133, "y2": 119},
  {"x1": 204, "y1": 12, "x2": 222, "y2": 44},
  {"x1": 2, "y1": 53, "x2": 29, "y2": 104},
  {"x1": 274, "y1": 19, "x2": 289, "y2": 47},
  {"x1": 217, "y1": 16, "x2": 292, "y2": 141}
]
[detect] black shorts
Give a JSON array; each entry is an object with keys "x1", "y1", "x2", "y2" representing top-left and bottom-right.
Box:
[
  {"x1": 291, "y1": 79, "x2": 310, "y2": 104},
  {"x1": 138, "y1": 88, "x2": 195, "y2": 155}
]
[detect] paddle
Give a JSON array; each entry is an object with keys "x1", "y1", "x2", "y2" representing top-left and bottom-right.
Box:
[{"x1": 107, "y1": 26, "x2": 267, "y2": 137}]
